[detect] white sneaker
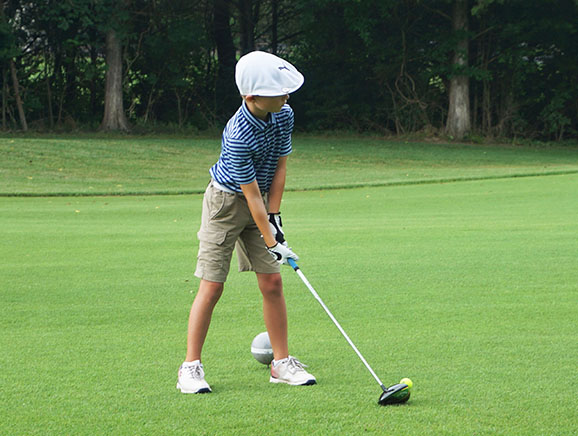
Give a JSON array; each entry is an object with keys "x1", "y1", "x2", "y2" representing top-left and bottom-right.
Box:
[
  {"x1": 270, "y1": 356, "x2": 316, "y2": 386},
  {"x1": 177, "y1": 361, "x2": 212, "y2": 394}
]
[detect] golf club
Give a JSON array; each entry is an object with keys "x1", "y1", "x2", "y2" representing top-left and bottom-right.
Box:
[{"x1": 287, "y1": 258, "x2": 410, "y2": 406}]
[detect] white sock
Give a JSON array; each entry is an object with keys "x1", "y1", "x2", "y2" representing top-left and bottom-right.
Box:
[
  {"x1": 182, "y1": 360, "x2": 201, "y2": 367},
  {"x1": 273, "y1": 357, "x2": 289, "y2": 366}
]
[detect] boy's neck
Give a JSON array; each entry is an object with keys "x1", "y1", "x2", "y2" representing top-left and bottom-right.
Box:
[{"x1": 244, "y1": 99, "x2": 270, "y2": 121}]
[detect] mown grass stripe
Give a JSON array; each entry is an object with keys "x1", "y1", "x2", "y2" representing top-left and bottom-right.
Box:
[{"x1": 2, "y1": 168, "x2": 577, "y2": 198}]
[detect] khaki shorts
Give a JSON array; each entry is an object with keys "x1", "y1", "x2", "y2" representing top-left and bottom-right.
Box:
[{"x1": 194, "y1": 182, "x2": 280, "y2": 282}]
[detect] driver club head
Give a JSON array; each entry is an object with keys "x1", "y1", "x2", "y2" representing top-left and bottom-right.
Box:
[{"x1": 378, "y1": 383, "x2": 411, "y2": 406}]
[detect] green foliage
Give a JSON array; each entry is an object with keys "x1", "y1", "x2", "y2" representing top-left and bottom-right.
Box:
[
  {"x1": 539, "y1": 94, "x2": 574, "y2": 140},
  {"x1": 127, "y1": 2, "x2": 212, "y2": 125},
  {"x1": 469, "y1": 0, "x2": 578, "y2": 138},
  {"x1": 293, "y1": 0, "x2": 449, "y2": 133},
  {"x1": 0, "y1": 20, "x2": 17, "y2": 61},
  {"x1": 0, "y1": 0, "x2": 577, "y2": 139}
]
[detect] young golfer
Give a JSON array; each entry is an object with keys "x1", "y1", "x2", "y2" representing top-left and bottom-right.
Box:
[{"x1": 177, "y1": 51, "x2": 316, "y2": 394}]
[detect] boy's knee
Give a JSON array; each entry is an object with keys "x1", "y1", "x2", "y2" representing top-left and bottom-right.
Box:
[
  {"x1": 259, "y1": 273, "x2": 283, "y2": 297},
  {"x1": 198, "y1": 280, "x2": 224, "y2": 304}
]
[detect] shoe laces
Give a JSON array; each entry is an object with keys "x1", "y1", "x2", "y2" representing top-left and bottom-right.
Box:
[
  {"x1": 182, "y1": 364, "x2": 204, "y2": 380},
  {"x1": 286, "y1": 356, "x2": 308, "y2": 373}
]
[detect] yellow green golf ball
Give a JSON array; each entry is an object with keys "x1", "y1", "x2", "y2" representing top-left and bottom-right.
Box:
[{"x1": 400, "y1": 377, "x2": 413, "y2": 389}]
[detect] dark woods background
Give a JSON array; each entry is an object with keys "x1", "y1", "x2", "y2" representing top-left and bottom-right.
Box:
[{"x1": 1, "y1": 0, "x2": 577, "y2": 140}]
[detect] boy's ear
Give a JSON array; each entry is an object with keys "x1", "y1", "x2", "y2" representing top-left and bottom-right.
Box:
[{"x1": 245, "y1": 95, "x2": 257, "y2": 102}]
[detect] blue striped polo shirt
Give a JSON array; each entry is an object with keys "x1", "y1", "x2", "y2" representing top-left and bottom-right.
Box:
[{"x1": 209, "y1": 102, "x2": 294, "y2": 193}]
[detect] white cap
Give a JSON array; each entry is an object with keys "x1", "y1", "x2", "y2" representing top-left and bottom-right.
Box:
[{"x1": 235, "y1": 51, "x2": 304, "y2": 96}]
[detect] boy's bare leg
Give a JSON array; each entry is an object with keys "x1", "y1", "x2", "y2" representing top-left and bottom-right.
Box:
[
  {"x1": 185, "y1": 279, "x2": 224, "y2": 362},
  {"x1": 257, "y1": 272, "x2": 289, "y2": 360}
]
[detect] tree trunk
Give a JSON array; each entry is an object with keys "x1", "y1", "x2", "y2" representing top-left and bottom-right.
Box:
[
  {"x1": 213, "y1": 0, "x2": 239, "y2": 123},
  {"x1": 9, "y1": 59, "x2": 28, "y2": 132},
  {"x1": 175, "y1": 89, "x2": 183, "y2": 127},
  {"x1": 480, "y1": 32, "x2": 492, "y2": 134},
  {"x1": 89, "y1": 44, "x2": 99, "y2": 119},
  {"x1": 445, "y1": 0, "x2": 470, "y2": 139},
  {"x1": 44, "y1": 50, "x2": 54, "y2": 129},
  {"x1": 100, "y1": 29, "x2": 130, "y2": 132},
  {"x1": 2, "y1": 69, "x2": 7, "y2": 130},
  {"x1": 238, "y1": 0, "x2": 259, "y2": 55},
  {"x1": 271, "y1": 0, "x2": 278, "y2": 54}
]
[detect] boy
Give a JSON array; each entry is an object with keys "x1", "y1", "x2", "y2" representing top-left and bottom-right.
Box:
[{"x1": 177, "y1": 51, "x2": 316, "y2": 394}]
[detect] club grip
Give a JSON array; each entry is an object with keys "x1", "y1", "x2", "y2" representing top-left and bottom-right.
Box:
[{"x1": 287, "y1": 258, "x2": 299, "y2": 271}]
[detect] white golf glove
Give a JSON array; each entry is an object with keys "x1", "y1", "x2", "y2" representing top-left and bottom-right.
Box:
[
  {"x1": 267, "y1": 242, "x2": 299, "y2": 265},
  {"x1": 268, "y1": 213, "x2": 286, "y2": 246}
]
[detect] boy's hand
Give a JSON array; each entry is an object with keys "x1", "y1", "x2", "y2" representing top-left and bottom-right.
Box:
[
  {"x1": 267, "y1": 242, "x2": 299, "y2": 265},
  {"x1": 268, "y1": 213, "x2": 286, "y2": 245}
]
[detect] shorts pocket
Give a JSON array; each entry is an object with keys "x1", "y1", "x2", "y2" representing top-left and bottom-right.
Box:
[
  {"x1": 208, "y1": 188, "x2": 235, "y2": 220},
  {"x1": 197, "y1": 229, "x2": 227, "y2": 246}
]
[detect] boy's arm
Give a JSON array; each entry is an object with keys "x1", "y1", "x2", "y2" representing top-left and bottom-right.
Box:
[
  {"x1": 240, "y1": 180, "x2": 277, "y2": 247},
  {"x1": 240, "y1": 155, "x2": 288, "y2": 246},
  {"x1": 268, "y1": 155, "x2": 288, "y2": 214},
  {"x1": 240, "y1": 156, "x2": 297, "y2": 264}
]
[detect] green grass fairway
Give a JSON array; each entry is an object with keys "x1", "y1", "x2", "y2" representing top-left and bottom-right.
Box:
[
  {"x1": 1, "y1": 173, "x2": 577, "y2": 435},
  {"x1": 1, "y1": 136, "x2": 577, "y2": 195}
]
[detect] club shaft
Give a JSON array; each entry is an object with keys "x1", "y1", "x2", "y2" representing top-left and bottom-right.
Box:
[{"x1": 291, "y1": 264, "x2": 386, "y2": 390}]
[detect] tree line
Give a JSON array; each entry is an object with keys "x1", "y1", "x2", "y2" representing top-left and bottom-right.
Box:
[{"x1": 1, "y1": 0, "x2": 576, "y2": 140}]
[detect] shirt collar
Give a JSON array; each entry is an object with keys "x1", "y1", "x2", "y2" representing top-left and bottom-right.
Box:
[{"x1": 241, "y1": 102, "x2": 278, "y2": 130}]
